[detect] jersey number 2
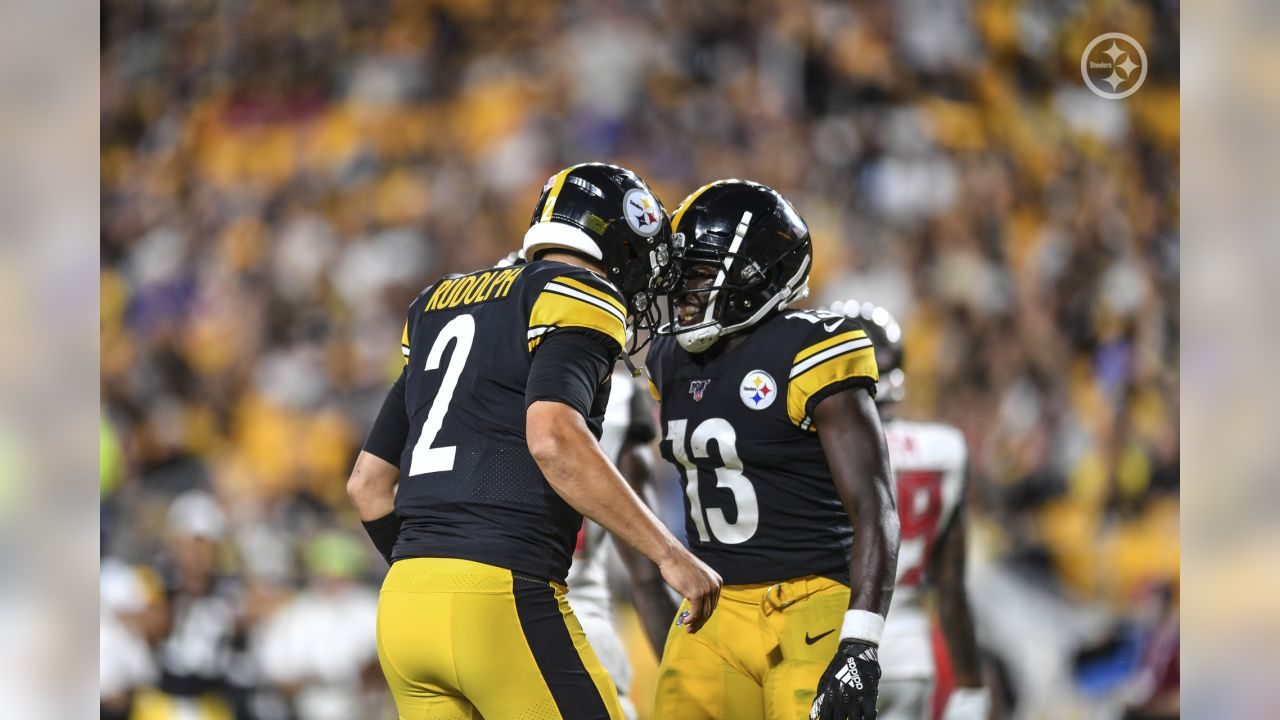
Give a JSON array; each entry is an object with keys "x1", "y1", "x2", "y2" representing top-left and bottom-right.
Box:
[
  {"x1": 408, "y1": 314, "x2": 475, "y2": 476},
  {"x1": 667, "y1": 418, "x2": 759, "y2": 544}
]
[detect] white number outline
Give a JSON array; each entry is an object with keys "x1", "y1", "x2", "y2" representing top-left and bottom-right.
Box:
[{"x1": 408, "y1": 314, "x2": 475, "y2": 476}]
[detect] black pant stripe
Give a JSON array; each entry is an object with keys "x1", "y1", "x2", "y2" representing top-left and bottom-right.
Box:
[{"x1": 512, "y1": 576, "x2": 611, "y2": 719}]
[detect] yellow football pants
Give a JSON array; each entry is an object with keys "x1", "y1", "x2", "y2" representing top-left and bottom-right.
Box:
[
  {"x1": 377, "y1": 557, "x2": 625, "y2": 720},
  {"x1": 653, "y1": 575, "x2": 851, "y2": 720}
]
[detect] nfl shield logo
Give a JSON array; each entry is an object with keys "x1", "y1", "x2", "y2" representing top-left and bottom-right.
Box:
[{"x1": 688, "y1": 380, "x2": 710, "y2": 402}]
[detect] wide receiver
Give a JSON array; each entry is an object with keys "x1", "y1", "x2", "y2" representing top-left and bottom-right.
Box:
[
  {"x1": 834, "y1": 302, "x2": 989, "y2": 720},
  {"x1": 346, "y1": 163, "x2": 721, "y2": 720},
  {"x1": 645, "y1": 180, "x2": 900, "y2": 720}
]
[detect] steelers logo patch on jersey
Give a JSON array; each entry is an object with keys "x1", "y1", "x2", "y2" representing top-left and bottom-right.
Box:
[
  {"x1": 740, "y1": 370, "x2": 777, "y2": 410},
  {"x1": 623, "y1": 188, "x2": 662, "y2": 237}
]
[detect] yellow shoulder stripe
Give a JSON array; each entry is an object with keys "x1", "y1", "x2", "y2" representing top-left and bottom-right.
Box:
[
  {"x1": 787, "y1": 349, "x2": 878, "y2": 429},
  {"x1": 647, "y1": 377, "x2": 661, "y2": 402},
  {"x1": 528, "y1": 291, "x2": 626, "y2": 353},
  {"x1": 554, "y1": 276, "x2": 626, "y2": 316},
  {"x1": 793, "y1": 329, "x2": 867, "y2": 364},
  {"x1": 401, "y1": 322, "x2": 410, "y2": 366}
]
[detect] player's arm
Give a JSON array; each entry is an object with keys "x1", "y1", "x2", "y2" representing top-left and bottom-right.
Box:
[
  {"x1": 932, "y1": 497, "x2": 990, "y2": 718},
  {"x1": 934, "y1": 503, "x2": 980, "y2": 685},
  {"x1": 816, "y1": 388, "x2": 900, "y2": 621},
  {"x1": 795, "y1": 318, "x2": 899, "y2": 719},
  {"x1": 787, "y1": 320, "x2": 900, "y2": 620},
  {"x1": 526, "y1": 329, "x2": 721, "y2": 632},
  {"x1": 811, "y1": 388, "x2": 899, "y2": 720},
  {"x1": 530, "y1": 400, "x2": 721, "y2": 632},
  {"x1": 611, "y1": 389, "x2": 679, "y2": 656},
  {"x1": 347, "y1": 340, "x2": 411, "y2": 563}
]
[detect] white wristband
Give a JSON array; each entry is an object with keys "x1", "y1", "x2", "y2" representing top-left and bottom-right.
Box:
[{"x1": 839, "y1": 610, "x2": 885, "y2": 645}]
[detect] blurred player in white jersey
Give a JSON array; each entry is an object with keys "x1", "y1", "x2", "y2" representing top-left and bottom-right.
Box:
[
  {"x1": 566, "y1": 367, "x2": 679, "y2": 720},
  {"x1": 836, "y1": 301, "x2": 990, "y2": 720}
]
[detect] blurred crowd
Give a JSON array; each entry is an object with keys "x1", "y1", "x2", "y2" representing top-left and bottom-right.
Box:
[{"x1": 100, "y1": 0, "x2": 1179, "y2": 718}]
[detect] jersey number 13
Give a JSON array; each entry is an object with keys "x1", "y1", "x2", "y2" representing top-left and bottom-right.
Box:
[{"x1": 667, "y1": 418, "x2": 759, "y2": 544}]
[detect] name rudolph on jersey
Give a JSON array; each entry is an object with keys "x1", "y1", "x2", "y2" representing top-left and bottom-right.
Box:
[{"x1": 423, "y1": 266, "x2": 526, "y2": 313}]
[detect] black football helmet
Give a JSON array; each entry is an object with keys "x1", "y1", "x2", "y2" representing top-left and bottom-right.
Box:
[
  {"x1": 524, "y1": 163, "x2": 678, "y2": 351},
  {"x1": 835, "y1": 300, "x2": 904, "y2": 403},
  {"x1": 663, "y1": 180, "x2": 812, "y2": 352}
]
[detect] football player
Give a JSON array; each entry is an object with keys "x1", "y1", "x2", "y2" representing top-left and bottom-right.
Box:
[
  {"x1": 345, "y1": 163, "x2": 722, "y2": 720},
  {"x1": 835, "y1": 302, "x2": 989, "y2": 720},
  {"x1": 497, "y1": 250, "x2": 680, "y2": 719},
  {"x1": 645, "y1": 180, "x2": 900, "y2": 720}
]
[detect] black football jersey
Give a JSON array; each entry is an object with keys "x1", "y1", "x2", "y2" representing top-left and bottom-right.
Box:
[
  {"x1": 646, "y1": 309, "x2": 879, "y2": 585},
  {"x1": 392, "y1": 259, "x2": 628, "y2": 583}
]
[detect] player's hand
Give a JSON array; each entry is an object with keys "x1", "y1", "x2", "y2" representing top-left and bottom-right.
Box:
[
  {"x1": 657, "y1": 548, "x2": 721, "y2": 633},
  {"x1": 809, "y1": 640, "x2": 881, "y2": 720}
]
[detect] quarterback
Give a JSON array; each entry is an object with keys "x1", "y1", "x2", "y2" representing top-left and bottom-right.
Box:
[
  {"x1": 345, "y1": 163, "x2": 721, "y2": 720},
  {"x1": 836, "y1": 302, "x2": 988, "y2": 720},
  {"x1": 645, "y1": 180, "x2": 900, "y2": 720},
  {"x1": 496, "y1": 249, "x2": 680, "y2": 718}
]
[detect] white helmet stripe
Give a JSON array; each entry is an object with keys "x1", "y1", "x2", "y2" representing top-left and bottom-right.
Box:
[{"x1": 700, "y1": 210, "x2": 753, "y2": 328}]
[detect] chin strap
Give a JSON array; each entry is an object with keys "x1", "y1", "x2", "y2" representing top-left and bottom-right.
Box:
[
  {"x1": 676, "y1": 324, "x2": 722, "y2": 353},
  {"x1": 621, "y1": 354, "x2": 641, "y2": 377}
]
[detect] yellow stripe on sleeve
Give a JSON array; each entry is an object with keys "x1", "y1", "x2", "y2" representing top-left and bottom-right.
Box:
[
  {"x1": 553, "y1": 276, "x2": 626, "y2": 316},
  {"x1": 528, "y1": 291, "x2": 626, "y2": 354},
  {"x1": 793, "y1": 330, "x2": 867, "y2": 365},
  {"x1": 401, "y1": 322, "x2": 411, "y2": 366},
  {"x1": 787, "y1": 347, "x2": 878, "y2": 429}
]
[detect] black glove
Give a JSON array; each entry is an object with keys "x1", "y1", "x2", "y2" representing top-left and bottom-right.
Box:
[{"x1": 809, "y1": 639, "x2": 881, "y2": 720}]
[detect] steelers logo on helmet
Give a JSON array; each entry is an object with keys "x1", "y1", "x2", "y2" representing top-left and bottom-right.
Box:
[
  {"x1": 623, "y1": 188, "x2": 662, "y2": 238},
  {"x1": 740, "y1": 370, "x2": 777, "y2": 410}
]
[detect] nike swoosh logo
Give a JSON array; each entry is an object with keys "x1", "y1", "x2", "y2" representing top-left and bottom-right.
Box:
[
  {"x1": 823, "y1": 321, "x2": 841, "y2": 332},
  {"x1": 805, "y1": 629, "x2": 836, "y2": 645}
]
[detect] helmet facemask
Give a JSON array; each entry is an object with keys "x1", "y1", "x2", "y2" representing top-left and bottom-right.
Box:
[{"x1": 607, "y1": 219, "x2": 679, "y2": 356}]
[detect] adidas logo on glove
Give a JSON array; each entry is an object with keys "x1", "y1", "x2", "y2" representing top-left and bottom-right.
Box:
[{"x1": 835, "y1": 658, "x2": 863, "y2": 690}]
